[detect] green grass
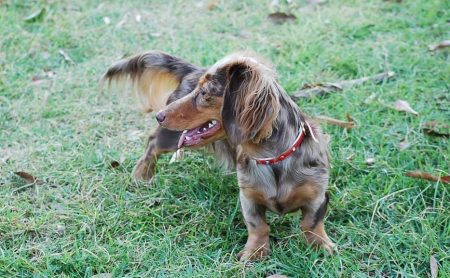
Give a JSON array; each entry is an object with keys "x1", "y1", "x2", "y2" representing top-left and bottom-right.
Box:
[{"x1": 1, "y1": 0, "x2": 449, "y2": 277}]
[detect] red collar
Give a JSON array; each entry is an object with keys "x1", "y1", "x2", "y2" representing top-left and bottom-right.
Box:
[{"x1": 254, "y1": 122, "x2": 314, "y2": 165}]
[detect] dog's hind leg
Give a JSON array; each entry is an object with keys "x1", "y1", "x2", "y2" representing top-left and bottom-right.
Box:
[
  {"x1": 300, "y1": 192, "x2": 335, "y2": 252},
  {"x1": 133, "y1": 127, "x2": 180, "y2": 181}
]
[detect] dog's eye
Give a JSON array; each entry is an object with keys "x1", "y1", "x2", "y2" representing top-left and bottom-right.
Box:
[{"x1": 201, "y1": 91, "x2": 207, "y2": 96}]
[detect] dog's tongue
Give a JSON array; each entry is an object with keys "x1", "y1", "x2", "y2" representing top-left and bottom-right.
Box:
[{"x1": 178, "y1": 128, "x2": 201, "y2": 148}]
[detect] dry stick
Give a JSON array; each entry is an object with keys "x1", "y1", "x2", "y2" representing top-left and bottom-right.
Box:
[
  {"x1": 405, "y1": 171, "x2": 450, "y2": 184},
  {"x1": 314, "y1": 115, "x2": 355, "y2": 129},
  {"x1": 291, "y1": 71, "x2": 395, "y2": 100}
]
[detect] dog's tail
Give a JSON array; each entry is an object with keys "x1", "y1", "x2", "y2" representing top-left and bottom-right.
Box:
[{"x1": 103, "y1": 51, "x2": 198, "y2": 112}]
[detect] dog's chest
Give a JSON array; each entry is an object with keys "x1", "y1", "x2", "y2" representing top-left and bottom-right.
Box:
[{"x1": 242, "y1": 182, "x2": 318, "y2": 215}]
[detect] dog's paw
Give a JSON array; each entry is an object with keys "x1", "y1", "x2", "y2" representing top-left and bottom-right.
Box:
[
  {"x1": 236, "y1": 246, "x2": 269, "y2": 262},
  {"x1": 320, "y1": 240, "x2": 336, "y2": 254},
  {"x1": 132, "y1": 159, "x2": 154, "y2": 182}
]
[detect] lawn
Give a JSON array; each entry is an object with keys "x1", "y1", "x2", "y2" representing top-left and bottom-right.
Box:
[{"x1": 0, "y1": 0, "x2": 449, "y2": 277}]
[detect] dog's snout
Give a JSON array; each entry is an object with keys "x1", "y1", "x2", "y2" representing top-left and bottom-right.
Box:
[{"x1": 155, "y1": 111, "x2": 166, "y2": 123}]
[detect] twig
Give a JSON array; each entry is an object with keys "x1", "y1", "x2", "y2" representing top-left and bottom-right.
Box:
[
  {"x1": 405, "y1": 171, "x2": 450, "y2": 184},
  {"x1": 291, "y1": 71, "x2": 395, "y2": 100},
  {"x1": 314, "y1": 115, "x2": 355, "y2": 129}
]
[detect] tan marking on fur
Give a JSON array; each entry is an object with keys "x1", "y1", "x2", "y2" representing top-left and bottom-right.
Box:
[
  {"x1": 242, "y1": 182, "x2": 318, "y2": 213},
  {"x1": 301, "y1": 219, "x2": 334, "y2": 252},
  {"x1": 239, "y1": 219, "x2": 270, "y2": 261},
  {"x1": 280, "y1": 182, "x2": 319, "y2": 211},
  {"x1": 198, "y1": 74, "x2": 210, "y2": 87},
  {"x1": 241, "y1": 187, "x2": 269, "y2": 206},
  {"x1": 135, "y1": 70, "x2": 180, "y2": 112}
]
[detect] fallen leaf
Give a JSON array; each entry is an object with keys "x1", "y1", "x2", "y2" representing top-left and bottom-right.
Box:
[
  {"x1": 430, "y1": 255, "x2": 438, "y2": 278},
  {"x1": 422, "y1": 121, "x2": 450, "y2": 137},
  {"x1": 405, "y1": 171, "x2": 450, "y2": 184},
  {"x1": 346, "y1": 153, "x2": 355, "y2": 161},
  {"x1": 31, "y1": 76, "x2": 51, "y2": 86},
  {"x1": 397, "y1": 139, "x2": 410, "y2": 151},
  {"x1": 428, "y1": 40, "x2": 450, "y2": 51},
  {"x1": 58, "y1": 49, "x2": 74, "y2": 64},
  {"x1": 365, "y1": 158, "x2": 375, "y2": 165},
  {"x1": 24, "y1": 7, "x2": 46, "y2": 22},
  {"x1": 268, "y1": 12, "x2": 296, "y2": 24},
  {"x1": 393, "y1": 100, "x2": 418, "y2": 116},
  {"x1": 307, "y1": 0, "x2": 327, "y2": 4},
  {"x1": 135, "y1": 14, "x2": 142, "y2": 22},
  {"x1": 103, "y1": 16, "x2": 111, "y2": 25},
  {"x1": 314, "y1": 115, "x2": 355, "y2": 129},
  {"x1": 91, "y1": 274, "x2": 112, "y2": 278},
  {"x1": 110, "y1": 161, "x2": 121, "y2": 168},
  {"x1": 206, "y1": 0, "x2": 219, "y2": 10},
  {"x1": 14, "y1": 171, "x2": 43, "y2": 185},
  {"x1": 55, "y1": 224, "x2": 65, "y2": 235}
]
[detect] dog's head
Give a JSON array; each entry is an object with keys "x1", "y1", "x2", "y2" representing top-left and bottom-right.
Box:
[{"x1": 156, "y1": 53, "x2": 281, "y2": 148}]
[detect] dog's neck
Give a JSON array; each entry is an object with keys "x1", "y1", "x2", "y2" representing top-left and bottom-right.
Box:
[{"x1": 241, "y1": 94, "x2": 306, "y2": 160}]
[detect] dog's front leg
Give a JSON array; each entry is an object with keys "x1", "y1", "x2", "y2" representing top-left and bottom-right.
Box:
[
  {"x1": 300, "y1": 192, "x2": 335, "y2": 252},
  {"x1": 133, "y1": 127, "x2": 180, "y2": 181},
  {"x1": 237, "y1": 190, "x2": 270, "y2": 261}
]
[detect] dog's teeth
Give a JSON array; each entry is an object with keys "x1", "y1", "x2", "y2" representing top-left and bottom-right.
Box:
[
  {"x1": 208, "y1": 123, "x2": 213, "y2": 128},
  {"x1": 185, "y1": 136, "x2": 191, "y2": 140},
  {"x1": 202, "y1": 128, "x2": 207, "y2": 131},
  {"x1": 211, "y1": 120, "x2": 217, "y2": 125},
  {"x1": 197, "y1": 131, "x2": 201, "y2": 134},
  {"x1": 183, "y1": 130, "x2": 188, "y2": 134}
]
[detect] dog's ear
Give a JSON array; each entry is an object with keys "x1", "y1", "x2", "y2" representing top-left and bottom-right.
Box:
[
  {"x1": 103, "y1": 51, "x2": 198, "y2": 112},
  {"x1": 221, "y1": 61, "x2": 280, "y2": 145}
]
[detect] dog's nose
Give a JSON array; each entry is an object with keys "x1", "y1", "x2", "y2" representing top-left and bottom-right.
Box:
[{"x1": 155, "y1": 111, "x2": 166, "y2": 123}]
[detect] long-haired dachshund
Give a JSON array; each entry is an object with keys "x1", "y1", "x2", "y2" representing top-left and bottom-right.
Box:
[{"x1": 104, "y1": 51, "x2": 335, "y2": 260}]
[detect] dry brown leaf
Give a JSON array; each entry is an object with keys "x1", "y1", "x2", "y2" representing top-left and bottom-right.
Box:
[
  {"x1": 31, "y1": 76, "x2": 51, "y2": 86},
  {"x1": 314, "y1": 115, "x2": 355, "y2": 129},
  {"x1": 422, "y1": 121, "x2": 450, "y2": 138},
  {"x1": 110, "y1": 161, "x2": 121, "y2": 168},
  {"x1": 14, "y1": 171, "x2": 43, "y2": 185},
  {"x1": 206, "y1": 0, "x2": 219, "y2": 10},
  {"x1": 393, "y1": 100, "x2": 418, "y2": 116},
  {"x1": 430, "y1": 255, "x2": 439, "y2": 278},
  {"x1": 397, "y1": 139, "x2": 410, "y2": 151},
  {"x1": 428, "y1": 40, "x2": 450, "y2": 51},
  {"x1": 405, "y1": 171, "x2": 450, "y2": 184},
  {"x1": 268, "y1": 12, "x2": 296, "y2": 24}
]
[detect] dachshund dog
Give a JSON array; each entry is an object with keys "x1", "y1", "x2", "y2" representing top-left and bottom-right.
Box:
[{"x1": 104, "y1": 51, "x2": 335, "y2": 260}]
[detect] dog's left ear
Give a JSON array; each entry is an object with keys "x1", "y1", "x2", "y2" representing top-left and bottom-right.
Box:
[{"x1": 221, "y1": 60, "x2": 280, "y2": 145}]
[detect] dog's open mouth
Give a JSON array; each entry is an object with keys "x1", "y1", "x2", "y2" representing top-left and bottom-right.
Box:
[{"x1": 177, "y1": 120, "x2": 221, "y2": 148}]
